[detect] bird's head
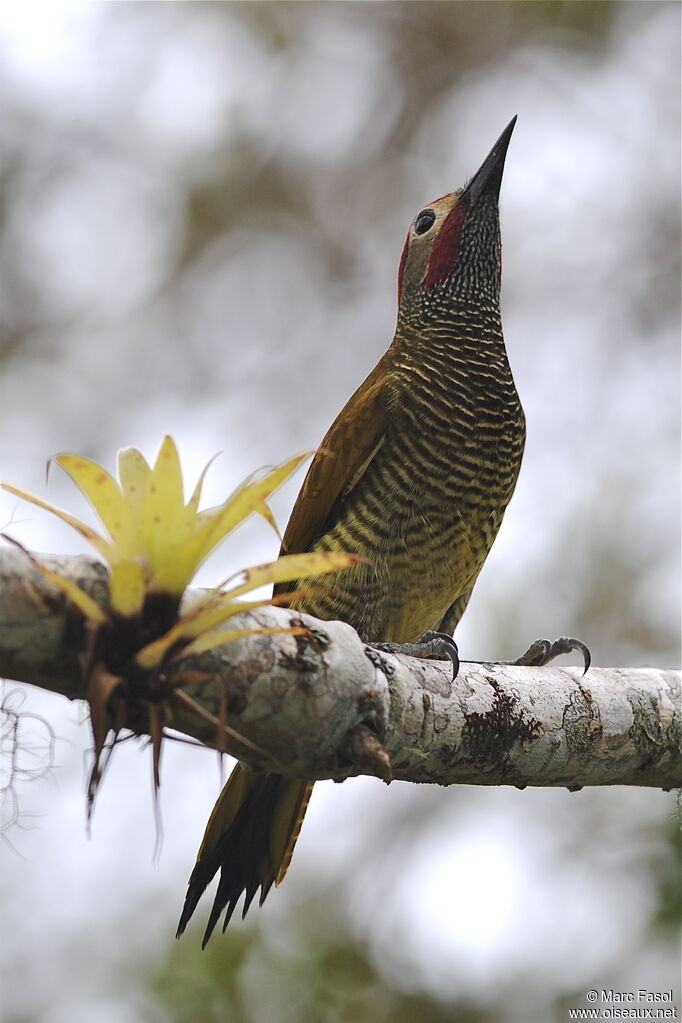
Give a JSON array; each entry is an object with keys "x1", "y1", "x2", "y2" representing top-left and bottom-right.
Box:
[{"x1": 397, "y1": 116, "x2": 516, "y2": 316}]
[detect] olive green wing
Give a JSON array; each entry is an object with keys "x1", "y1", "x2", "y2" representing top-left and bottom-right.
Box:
[{"x1": 274, "y1": 348, "x2": 392, "y2": 593}]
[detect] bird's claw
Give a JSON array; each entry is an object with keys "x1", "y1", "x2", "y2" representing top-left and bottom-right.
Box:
[
  {"x1": 416, "y1": 630, "x2": 460, "y2": 678},
  {"x1": 511, "y1": 636, "x2": 591, "y2": 675},
  {"x1": 372, "y1": 630, "x2": 459, "y2": 679}
]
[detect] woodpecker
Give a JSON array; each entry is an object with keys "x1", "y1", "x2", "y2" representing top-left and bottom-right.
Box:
[{"x1": 178, "y1": 117, "x2": 572, "y2": 946}]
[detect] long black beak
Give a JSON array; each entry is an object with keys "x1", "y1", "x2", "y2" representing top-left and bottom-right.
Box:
[{"x1": 464, "y1": 115, "x2": 517, "y2": 203}]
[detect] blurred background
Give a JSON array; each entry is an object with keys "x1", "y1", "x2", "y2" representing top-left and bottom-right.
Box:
[{"x1": 0, "y1": 2, "x2": 679, "y2": 1021}]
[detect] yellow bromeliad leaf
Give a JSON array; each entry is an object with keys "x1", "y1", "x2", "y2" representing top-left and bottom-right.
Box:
[
  {"x1": 184, "y1": 551, "x2": 363, "y2": 641},
  {"x1": 192, "y1": 453, "x2": 310, "y2": 565},
  {"x1": 186, "y1": 453, "x2": 219, "y2": 517},
  {"x1": 117, "y1": 439, "x2": 222, "y2": 597},
  {"x1": 56, "y1": 454, "x2": 139, "y2": 560},
  {"x1": 134, "y1": 591, "x2": 299, "y2": 669},
  {"x1": 0, "y1": 482, "x2": 110, "y2": 560},
  {"x1": 225, "y1": 551, "x2": 364, "y2": 602},
  {"x1": 135, "y1": 602, "x2": 279, "y2": 670},
  {"x1": 32, "y1": 561, "x2": 108, "y2": 624},
  {"x1": 140, "y1": 437, "x2": 195, "y2": 592},
  {"x1": 109, "y1": 561, "x2": 147, "y2": 618},
  {"x1": 2, "y1": 439, "x2": 315, "y2": 619},
  {"x1": 250, "y1": 496, "x2": 281, "y2": 540},
  {"x1": 148, "y1": 451, "x2": 311, "y2": 598},
  {"x1": 180, "y1": 626, "x2": 306, "y2": 659},
  {"x1": 117, "y1": 446, "x2": 151, "y2": 521},
  {"x1": 0, "y1": 534, "x2": 107, "y2": 624},
  {"x1": 134, "y1": 550, "x2": 363, "y2": 669}
]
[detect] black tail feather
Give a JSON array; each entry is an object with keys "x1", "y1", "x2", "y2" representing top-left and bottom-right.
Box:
[{"x1": 176, "y1": 772, "x2": 286, "y2": 943}]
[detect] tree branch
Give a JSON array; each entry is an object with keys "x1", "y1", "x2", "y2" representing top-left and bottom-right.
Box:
[{"x1": 0, "y1": 547, "x2": 679, "y2": 790}]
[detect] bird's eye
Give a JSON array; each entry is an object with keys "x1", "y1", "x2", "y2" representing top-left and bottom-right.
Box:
[{"x1": 414, "y1": 210, "x2": 436, "y2": 235}]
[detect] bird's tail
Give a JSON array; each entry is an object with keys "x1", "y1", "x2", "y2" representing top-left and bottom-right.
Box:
[{"x1": 176, "y1": 763, "x2": 313, "y2": 947}]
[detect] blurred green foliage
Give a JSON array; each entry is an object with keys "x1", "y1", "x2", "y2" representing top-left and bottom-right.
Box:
[{"x1": 152, "y1": 922, "x2": 495, "y2": 1023}]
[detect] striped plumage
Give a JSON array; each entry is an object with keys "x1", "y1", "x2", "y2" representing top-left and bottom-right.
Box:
[
  {"x1": 178, "y1": 118, "x2": 524, "y2": 945},
  {"x1": 291, "y1": 307, "x2": 525, "y2": 644}
]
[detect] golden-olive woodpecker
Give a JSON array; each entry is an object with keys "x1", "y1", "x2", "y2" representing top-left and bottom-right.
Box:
[{"x1": 178, "y1": 117, "x2": 526, "y2": 945}]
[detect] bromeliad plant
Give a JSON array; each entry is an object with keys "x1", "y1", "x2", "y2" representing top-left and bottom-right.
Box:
[{"x1": 1, "y1": 437, "x2": 360, "y2": 809}]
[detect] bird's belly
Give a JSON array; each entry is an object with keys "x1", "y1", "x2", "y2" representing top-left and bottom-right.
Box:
[
  {"x1": 290, "y1": 409, "x2": 523, "y2": 644},
  {"x1": 378, "y1": 503, "x2": 480, "y2": 643},
  {"x1": 296, "y1": 497, "x2": 487, "y2": 645}
]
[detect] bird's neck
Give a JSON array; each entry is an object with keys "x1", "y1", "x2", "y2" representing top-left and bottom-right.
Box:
[{"x1": 394, "y1": 298, "x2": 512, "y2": 379}]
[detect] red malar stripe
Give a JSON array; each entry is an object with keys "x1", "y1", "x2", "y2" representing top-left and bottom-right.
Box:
[{"x1": 424, "y1": 202, "x2": 466, "y2": 292}]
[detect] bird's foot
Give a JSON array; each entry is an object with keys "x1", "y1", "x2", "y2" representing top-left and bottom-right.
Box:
[
  {"x1": 505, "y1": 636, "x2": 591, "y2": 674},
  {"x1": 372, "y1": 630, "x2": 459, "y2": 679}
]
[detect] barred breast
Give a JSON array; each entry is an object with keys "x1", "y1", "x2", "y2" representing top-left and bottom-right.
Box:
[{"x1": 290, "y1": 306, "x2": 525, "y2": 643}]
